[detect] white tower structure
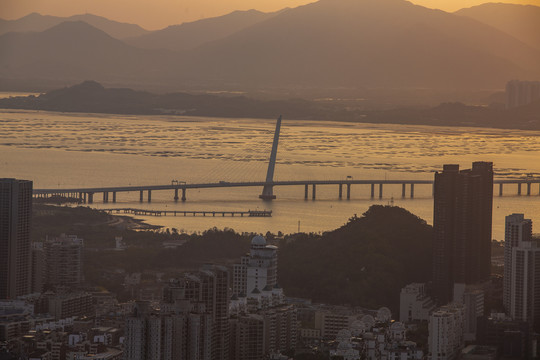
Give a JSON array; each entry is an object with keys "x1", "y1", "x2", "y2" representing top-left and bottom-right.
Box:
[{"x1": 233, "y1": 235, "x2": 278, "y2": 297}]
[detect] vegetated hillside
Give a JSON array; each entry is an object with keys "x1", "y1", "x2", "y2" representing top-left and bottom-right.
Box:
[
  {"x1": 180, "y1": 0, "x2": 540, "y2": 90},
  {"x1": 456, "y1": 3, "x2": 540, "y2": 50},
  {"x1": 0, "y1": 12, "x2": 149, "y2": 39},
  {"x1": 278, "y1": 205, "x2": 433, "y2": 312},
  {"x1": 0, "y1": 21, "x2": 174, "y2": 82},
  {"x1": 126, "y1": 10, "x2": 275, "y2": 51}
]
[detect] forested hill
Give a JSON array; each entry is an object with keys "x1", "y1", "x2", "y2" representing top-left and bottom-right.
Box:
[{"x1": 278, "y1": 205, "x2": 433, "y2": 312}]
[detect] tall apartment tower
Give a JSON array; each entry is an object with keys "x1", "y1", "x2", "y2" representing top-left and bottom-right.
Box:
[
  {"x1": 432, "y1": 162, "x2": 493, "y2": 305},
  {"x1": 503, "y1": 214, "x2": 533, "y2": 313},
  {"x1": 0, "y1": 178, "x2": 33, "y2": 299},
  {"x1": 44, "y1": 234, "x2": 84, "y2": 288},
  {"x1": 232, "y1": 235, "x2": 278, "y2": 297},
  {"x1": 503, "y1": 215, "x2": 540, "y2": 329},
  {"x1": 124, "y1": 301, "x2": 212, "y2": 360},
  {"x1": 164, "y1": 265, "x2": 230, "y2": 360}
]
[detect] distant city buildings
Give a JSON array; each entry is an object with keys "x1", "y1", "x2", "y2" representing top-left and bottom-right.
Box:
[
  {"x1": 0, "y1": 178, "x2": 33, "y2": 299},
  {"x1": 506, "y1": 80, "x2": 540, "y2": 109},
  {"x1": 432, "y1": 162, "x2": 493, "y2": 305}
]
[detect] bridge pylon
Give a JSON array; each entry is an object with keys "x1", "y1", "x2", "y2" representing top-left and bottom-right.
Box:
[{"x1": 259, "y1": 115, "x2": 282, "y2": 200}]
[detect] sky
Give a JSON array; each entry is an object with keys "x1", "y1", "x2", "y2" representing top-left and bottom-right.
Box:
[{"x1": 1, "y1": 0, "x2": 539, "y2": 30}]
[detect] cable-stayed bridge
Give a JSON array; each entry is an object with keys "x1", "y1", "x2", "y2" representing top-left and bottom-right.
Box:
[{"x1": 33, "y1": 116, "x2": 540, "y2": 203}]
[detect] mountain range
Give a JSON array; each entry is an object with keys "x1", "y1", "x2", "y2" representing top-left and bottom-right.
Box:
[{"x1": 1, "y1": 0, "x2": 539, "y2": 98}]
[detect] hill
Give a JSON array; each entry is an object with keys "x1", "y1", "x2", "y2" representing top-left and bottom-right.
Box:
[
  {"x1": 2, "y1": 81, "x2": 540, "y2": 130},
  {"x1": 0, "y1": 21, "x2": 173, "y2": 82},
  {"x1": 179, "y1": 0, "x2": 540, "y2": 90},
  {"x1": 2, "y1": 0, "x2": 539, "y2": 94},
  {"x1": 278, "y1": 205, "x2": 433, "y2": 311},
  {"x1": 456, "y1": 3, "x2": 540, "y2": 50},
  {"x1": 126, "y1": 9, "x2": 275, "y2": 51},
  {"x1": 0, "y1": 12, "x2": 149, "y2": 39}
]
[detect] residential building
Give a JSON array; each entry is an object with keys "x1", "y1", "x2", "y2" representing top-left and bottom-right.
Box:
[
  {"x1": 124, "y1": 301, "x2": 212, "y2": 360},
  {"x1": 428, "y1": 303, "x2": 465, "y2": 360},
  {"x1": 232, "y1": 235, "x2": 277, "y2": 297},
  {"x1": 432, "y1": 162, "x2": 493, "y2": 305},
  {"x1": 503, "y1": 214, "x2": 533, "y2": 313},
  {"x1": 44, "y1": 235, "x2": 84, "y2": 288},
  {"x1": 506, "y1": 80, "x2": 540, "y2": 108},
  {"x1": 0, "y1": 178, "x2": 33, "y2": 299},
  {"x1": 399, "y1": 283, "x2": 436, "y2": 322}
]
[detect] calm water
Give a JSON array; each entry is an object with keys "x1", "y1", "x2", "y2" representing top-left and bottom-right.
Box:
[{"x1": 2, "y1": 109, "x2": 540, "y2": 239}]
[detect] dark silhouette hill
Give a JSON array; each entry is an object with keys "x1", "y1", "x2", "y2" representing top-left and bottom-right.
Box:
[
  {"x1": 125, "y1": 9, "x2": 276, "y2": 51},
  {"x1": 456, "y1": 3, "x2": 540, "y2": 50},
  {"x1": 0, "y1": 12, "x2": 149, "y2": 39},
  {"x1": 2, "y1": 81, "x2": 540, "y2": 130},
  {"x1": 180, "y1": 0, "x2": 540, "y2": 90},
  {"x1": 278, "y1": 205, "x2": 433, "y2": 311},
  {"x1": 0, "y1": 21, "x2": 173, "y2": 82}
]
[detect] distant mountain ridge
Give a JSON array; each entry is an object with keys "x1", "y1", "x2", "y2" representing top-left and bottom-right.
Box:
[
  {"x1": 0, "y1": 12, "x2": 149, "y2": 39},
  {"x1": 456, "y1": 3, "x2": 540, "y2": 50},
  {"x1": 125, "y1": 9, "x2": 277, "y2": 51},
  {"x1": 1, "y1": 0, "x2": 539, "y2": 93}
]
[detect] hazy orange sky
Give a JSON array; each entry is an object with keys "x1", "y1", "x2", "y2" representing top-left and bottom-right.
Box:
[{"x1": 1, "y1": 0, "x2": 539, "y2": 30}]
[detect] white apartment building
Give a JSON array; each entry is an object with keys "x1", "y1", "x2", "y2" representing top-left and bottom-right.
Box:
[{"x1": 428, "y1": 303, "x2": 464, "y2": 360}]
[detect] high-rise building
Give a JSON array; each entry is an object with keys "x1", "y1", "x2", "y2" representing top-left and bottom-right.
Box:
[
  {"x1": 432, "y1": 162, "x2": 493, "y2": 305},
  {"x1": 163, "y1": 265, "x2": 230, "y2": 360},
  {"x1": 503, "y1": 214, "x2": 533, "y2": 313},
  {"x1": 30, "y1": 242, "x2": 45, "y2": 294},
  {"x1": 44, "y1": 234, "x2": 84, "y2": 288},
  {"x1": 232, "y1": 235, "x2": 278, "y2": 297},
  {"x1": 503, "y1": 216, "x2": 540, "y2": 330},
  {"x1": 0, "y1": 178, "x2": 33, "y2": 299},
  {"x1": 506, "y1": 80, "x2": 540, "y2": 109},
  {"x1": 124, "y1": 301, "x2": 212, "y2": 360}
]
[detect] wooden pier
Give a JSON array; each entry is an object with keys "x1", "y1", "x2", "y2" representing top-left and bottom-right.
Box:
[{"x1": 105, "y1": 208, "x2": 272, "y2": 217}]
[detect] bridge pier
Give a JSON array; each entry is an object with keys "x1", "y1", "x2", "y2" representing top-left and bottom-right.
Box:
[
  {"x1": 312, "y1": 184, "x2": 316, "y2": 200},
  {"x1": 410, "y1": 184, "x2": 415, "y2": 198},
  {"x1": 140, "y1": 191, "x2": 143, "y2": 202},
  {"x1": 527, "y1": 183, "x2": 531, "y2": 196},
  {"x1": 379, "y1": 184, "x2": 383, "y2": 199},
  {"x1": 148, "y1": 190, "x2": 152, "y2": 202},
  {"x1": 88, "y1": 192, "x2": 94, "y2": 204},
  {"x1": 182, "y1": 188, "x2": 186, "y2": 202},
  {"x1": 402, "y1": 184, "x2": 406, "y2": 198},
  {"x1": 518, "y1": 183, "x2": 522, "y2": 196},
  {"x1": 174, "y1": 189, "x2": 179, "y2": 202},
  {"x1": 103, "y1": 192, "x2": 108, "y2": 203},
  {"x1": 499, "y1": 183, "x2": 503, "y2": 196},
  {"x1": 113, "y1": 192, "x2": 116, "y2": 203},
  {"x1": 347, "y1": 184, "x2": 351, "y2": 200},
  {"x1": 371, "y1": 184, "x2": 375, "y2": 199},
  {"x1": 339, "y1": 184, "x2": 343, "y2": 199},
  {"x1": 305, "y1": 184, "x2": 308, "y2": 200}
]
